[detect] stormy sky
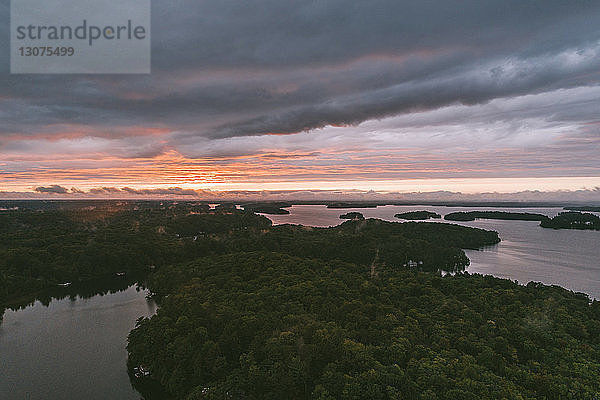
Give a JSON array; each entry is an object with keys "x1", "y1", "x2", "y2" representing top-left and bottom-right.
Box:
[{"x1": 1, "y1": 0, "x2": 600, "y2": 196}]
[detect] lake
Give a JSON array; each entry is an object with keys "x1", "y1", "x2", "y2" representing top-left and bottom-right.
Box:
[
  {"x1": 1, "y1": 204, "x2": 598, "y2": 399},
  {"x1": 0, "y1": 285, "x2": 155, "y2": 400},
  {"x1": 263, "y1": 204, "x2": 600, "y2": 299}
]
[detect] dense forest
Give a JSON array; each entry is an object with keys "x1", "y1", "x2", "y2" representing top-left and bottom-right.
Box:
[
  {"x1": 0, "y1": 202, "x2": 497, "y2": 311},
  {"x1": 0, "y1": 202, "x2": 267, "y2": 308},
  {"x1": 444, "y1": 212, "x2": 548, "y2": 222},
  {"x1": 2, "y1": 201, "x2": 599, "y2": 399},
  {"x1": 540, "y1": 212, "x2": 600, "y2": 230},
  {"x1": 129, "y1": 253, "x2": 600, "y2": 400},
  {"x1": 395, "y1": 211, "x2": 441, "y2": 220}
]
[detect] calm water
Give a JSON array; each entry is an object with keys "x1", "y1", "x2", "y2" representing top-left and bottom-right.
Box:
[
  {"x1": 0, "y1": 285, "x2": 155, "y2": 400},
  {"x1": 1, "y1": 205, "x2": 598, "y2": 400},
  {"x1": 264, "y1": 205, "x2": 600, "y2": 299}
]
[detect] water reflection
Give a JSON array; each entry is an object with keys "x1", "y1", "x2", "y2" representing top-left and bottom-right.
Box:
[
  {"x1": 2, "y1": 204, "x2": 599, "y2": 399},
  {"x1": 5, "y1": 275, "x2": 145, "y2": 312},
  {"x1": 0, "y1": 280, "x2": 155, "y2": 400}
]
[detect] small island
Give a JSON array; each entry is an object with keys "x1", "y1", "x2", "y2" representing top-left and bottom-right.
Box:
[
  {"x1": 564, "y1": 206, "x2": 600, "y2": 212},
  {"x1": 395, "y1": 210, "x2": 441, "y2": 220},
  {"x1": 215, "y1": 203, "x2": 237, "y2": 211},
  {"x1": 339, "y1": 212, "x2": 365, "y2": 220},
  {"x1": 444, "y1": 211, "x2": 548, "y2": 222},
  {"x1": 540, "y1": 211, "x2": 600, "y2": 230},
  {"x1": 242, "y1": 202, "x2": 291, "y2": 215}
]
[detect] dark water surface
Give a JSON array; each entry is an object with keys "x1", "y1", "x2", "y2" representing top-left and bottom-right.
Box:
[
  {"x1": 1, "y1": 204, "x2": 598, "y2": 399},
  {"x1": 264, "y1": 204, "x2": 600, "y2": 299},
  {"x1": 0, "y1": 285, "x2": 155, "y2": 400}
]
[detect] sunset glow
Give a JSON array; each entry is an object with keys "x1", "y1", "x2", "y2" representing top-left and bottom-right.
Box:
[{"x1": 2, "y1": 1, "x2": 600, "y2": 200}]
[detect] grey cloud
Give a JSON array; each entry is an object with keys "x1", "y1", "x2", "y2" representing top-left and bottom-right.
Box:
[
  {"x1": 4, "y1": 187, "x2": 600, "y2": 203},
  {"x1": 34, "y1": 185, "x2": 69, "y2": 194},
  {"x1": 43, "y1": 186, "x2": 200, "y2": 197},
  {"x1": 149, "y1": 0, "x2": 600, "y2": 69},
  {"x1": 1, "y1": 0, "x2": 600, "y2": 142},
  {"x1": 121, "y1": 187, "x2": 198, "y2": 196},
  {"x1": 89, "y1": 187, "x2": 122, "y2": 194}
]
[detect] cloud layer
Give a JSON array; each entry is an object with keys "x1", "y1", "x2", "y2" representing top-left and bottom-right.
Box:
[
  {"x1": 4, "y1": 186, "x2": 600, "y2": 204},
  {"x1": 1, "y1": 1, "x2": 600, "y2": 193}
]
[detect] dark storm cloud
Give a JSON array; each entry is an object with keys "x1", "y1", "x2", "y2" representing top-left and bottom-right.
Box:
[
  {"x1": 148, "y1": 0, "x2": 599, "y2": 69},
  {"x1": 34, "y1": 185, "x2": 68, "y2": 194},
  {"x1": 7, "y1": 186, "x2": 600, "y2": 203},
  {"x1": 1, "y1": 0, "x2": 600, "y2": 142},
  {"x1": 89, "y1": 187, "x2": 122, "y2": 194},
  {"x1": 121, "y1": 187, "x2": 198, "y2": 196}
]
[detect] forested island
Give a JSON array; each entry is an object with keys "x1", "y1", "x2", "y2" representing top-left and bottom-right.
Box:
[
  {"x1": 395, "y1": 211, "x2": 441, "y2": 220},
  {"x1": 540, "y1": 212, "x2": 600, "y2": 230},
  {"x1": 339, "y1": 212, "x2": 365, "y2": 220},
  {"x1": 1, "y1": 201, "x2": 599, "y2": 399},
  {"x1": 564, "y1": 206, "x2": 600, "y2": 212},
  {"x1": 242, "y1": 203, "x2": 292, "y2": 215},
  {"x1": 442, "y1": 210, "x2": 600, "y2": 231},
  {"x1": 444, "y1": 211, "x2": 548, "y2": 222}
]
